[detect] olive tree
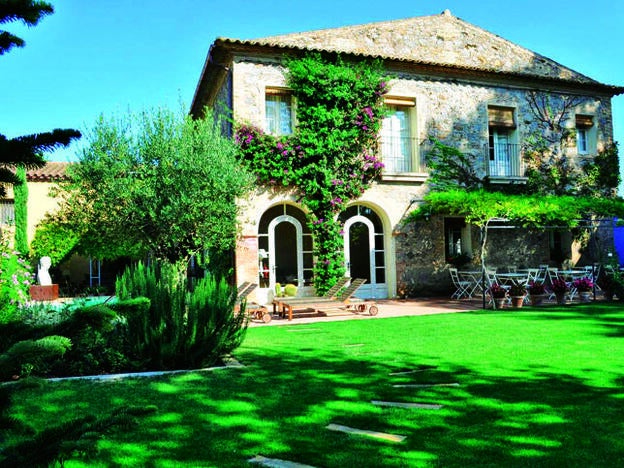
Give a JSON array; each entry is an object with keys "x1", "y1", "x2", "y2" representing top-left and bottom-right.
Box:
[{"x1": 54, "y1": 107, "x2": 253, "y2": 269}]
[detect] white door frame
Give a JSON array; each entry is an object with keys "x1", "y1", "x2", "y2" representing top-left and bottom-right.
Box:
[
  {"x1": 343, "y1": 215, "x2": 387, "y2": 298},
  {"x1": 268, "y1": 214, "x2": 304, "y2": 288},
  {"x1": 344, "y1": 215, "x2": 375, "y2": 283}
]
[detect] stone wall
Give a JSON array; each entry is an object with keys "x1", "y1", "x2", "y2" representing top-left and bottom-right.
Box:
[{"x1": 224, "y1": 54, "x2": 615, "y2": 298}]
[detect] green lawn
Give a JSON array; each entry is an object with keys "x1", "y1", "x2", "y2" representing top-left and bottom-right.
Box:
[{"x1": 9, "y1": 303, "x2": 624, "y2": 467}]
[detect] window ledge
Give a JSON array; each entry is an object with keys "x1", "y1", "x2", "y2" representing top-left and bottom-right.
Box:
[
  {"x1": 487, "y1": 176, "x2": 528, "y2": 184},
  {"x1": 381, "y1": 172, "x2": 428, "y2": 183}
]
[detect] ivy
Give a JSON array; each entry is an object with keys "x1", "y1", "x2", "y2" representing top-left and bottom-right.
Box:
[
  {"x1": 13, "y1": 166, "x2": 28, "y2": 255},
  {"x1": 235, "y1": 54, "x2": 388, "y2": 293}
]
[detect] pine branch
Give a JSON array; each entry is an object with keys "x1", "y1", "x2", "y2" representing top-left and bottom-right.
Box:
[
  {"x1": 0, "y1": 129, "x2": 81, "y2": 167},
  {"x1": 0, "y1": 30, "x2": 23, "y2": 55},
  {"x1": 0, "y1": 0, "x2": 54, "y2": 26}
]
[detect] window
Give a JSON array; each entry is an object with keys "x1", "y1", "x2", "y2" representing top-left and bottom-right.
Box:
[
  {"x1": 265, "y1": 88, "x2": 294, "y2": 135},
  {"x1": 0, "y1": 201, "x2": 14, "y2": 226},
  {"x1": 487, "y1": 106, "x2": 519, "y2": 177},
  {"x1": 444, "y1": 217, "x2": 471, "y2": 263},
  {"x1": 380, "y1": 97, "x2": 417, "y2": 173},
  {"x1": 576, "y1": 114, "x2": 594, "y2": 155}
]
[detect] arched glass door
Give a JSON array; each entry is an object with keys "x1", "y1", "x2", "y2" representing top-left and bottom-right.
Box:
[
  {"x1": 258, "y1": 204, "x2": 313, "y2": 290},
  {"x1": 339, "y1": 205, "x2": 387, "y2": 299}
]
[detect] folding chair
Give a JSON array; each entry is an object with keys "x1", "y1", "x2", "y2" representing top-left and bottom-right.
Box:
[{"x1": 449, "y1": 268, "x2": 471, "y2": 299}]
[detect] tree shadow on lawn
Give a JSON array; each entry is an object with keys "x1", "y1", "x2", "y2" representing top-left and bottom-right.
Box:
[
  {"x1": 499, "y1": 302, "x2": 624, "y2": 339},
  {"x1": 18, "y1": 340, "x2": 624, "y2": 467}
]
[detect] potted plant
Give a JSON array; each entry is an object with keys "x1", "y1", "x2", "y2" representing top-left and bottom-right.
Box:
[
  {"x1": 573, "y1": 277, "x2": 593, "y2": 302},
  {"x1": 527, "y1": 281, "x2": 546, "y2": 306},
  {"x1": 489, "y1": 282, "x2": 507, "y2": 309},
  {"x1": 599, "y1": 275, "x2": 617, "y2": 301},
  {"x1": 509, "y1": 282, "x2": 527, "y2": 308},
  {"x1": 551, "y1": 278, "x2": 569, "y2": 305}
]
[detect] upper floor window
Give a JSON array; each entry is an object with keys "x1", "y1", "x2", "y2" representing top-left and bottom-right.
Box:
[
  {"x1": 575, "y1": 114, "x2": 594, "y2": 155},
  {"x1": 380, "y1": 97, "x2": 418, "y2": 173},
  {"x1": 265, "y1": 88, "x2": 294, "y2": 136},
  {"x1": 487, "y1": 106, "x2": 520, "y2": 177}
]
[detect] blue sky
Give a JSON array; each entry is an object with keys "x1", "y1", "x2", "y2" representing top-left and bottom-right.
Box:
[{"x1": 2, "y1": 0, "x2": 623, "y2": 167}]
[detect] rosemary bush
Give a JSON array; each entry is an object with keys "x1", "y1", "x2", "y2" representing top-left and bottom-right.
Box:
[{"x1": 115, "y1": 260, "x2": 247, "y2": 370}]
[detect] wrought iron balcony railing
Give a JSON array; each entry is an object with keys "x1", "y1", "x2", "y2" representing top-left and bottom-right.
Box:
[
  {"x1": 379, "y1": 135, "x2": 427, "y2": 173},
  {"x1": 484, "y1": 143, "x2": 524, "y2": 178}
]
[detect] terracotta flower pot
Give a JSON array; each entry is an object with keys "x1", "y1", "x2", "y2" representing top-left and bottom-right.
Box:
[
  {"x1": 511, "y1": 296, "x2": 525, "y2": 308},
  {"x1": 529, "y1": 294, "x2": 546, "y2": 306},
  {"x1": 493, "y1": 297, "x2": 506, "y2": 309},
  {"x1": 579, "y1": 291, "x2": 592, "y2": 303}
]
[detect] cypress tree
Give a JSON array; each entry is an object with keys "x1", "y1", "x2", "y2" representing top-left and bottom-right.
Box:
[{"x1": 13, "y1": 166, "x2": 27, "y2": 254}]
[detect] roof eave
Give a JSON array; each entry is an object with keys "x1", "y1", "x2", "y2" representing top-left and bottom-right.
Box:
[
  {"x1": 190, "y1": 40, "x2": 234, "y2": 118},
  {"x1": 201, "y1": 38, "x2": 624, "y2": 98}
]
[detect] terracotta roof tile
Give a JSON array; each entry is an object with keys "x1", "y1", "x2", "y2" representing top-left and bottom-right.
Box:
[{"x1": 26, "y1": 162, "x2": 72, "y2": 182}]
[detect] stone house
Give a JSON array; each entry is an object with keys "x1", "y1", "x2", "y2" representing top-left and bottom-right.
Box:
[{"x1": 191, "y1": 10, "x2": 623, "y2": 300}]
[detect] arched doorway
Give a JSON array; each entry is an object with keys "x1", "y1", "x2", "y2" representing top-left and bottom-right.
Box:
[
  {"x1": 258, "y1": 204, "x2": 313, "y2": 291},
  {"x1": 339, "y1": 205, "x2": 387, "y2": 299}
]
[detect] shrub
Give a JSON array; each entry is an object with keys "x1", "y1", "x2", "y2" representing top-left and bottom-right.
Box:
[
  {"x1": 0, "y1": 238, "x2": 35, "y2": 324},
  {"x1": 0, "y1": 320, "x2": 54, "y2": 354},
  {"x1": 49, "y1": 304, "x2": 129, "y2": 377},
  {"x1": 0, "y1": 335, "x2": 72, "y2": 380},
  {"x1": 115, "y1": 260, "x2": 248, "y2": 370}
]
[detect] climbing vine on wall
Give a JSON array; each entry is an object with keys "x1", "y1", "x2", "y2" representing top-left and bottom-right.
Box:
[
  {"x1": 13, "y1": 166, "x2": 28, "y2": 255},
  {"x1": 235, "y1": 54, "x2": 388, "y2": 293},
  {"x1": 578, "y1": 142, "x2": 620, "y2": 197},
  {"x1": 523, "y1": 91, "x2": 584, "y2": 195}
]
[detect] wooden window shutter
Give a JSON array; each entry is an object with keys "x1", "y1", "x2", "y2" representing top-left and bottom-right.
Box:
[
  {"x1": 384, "y1": 96, "x2": 416, "y2": 107},
  {"x1": 576, "y1": 114, "x2": 594, "y2": 129},
  {"x1": 266, "y1": 87, "x2": 291, "y2": 96},
  {"x1": 488, "y1": 106, "x2": 516, "y2": 128}
]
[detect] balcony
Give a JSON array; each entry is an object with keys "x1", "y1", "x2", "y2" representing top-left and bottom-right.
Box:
[
  {"x1": 379, "y1": 135, "x2": 427, "y2": 175},
  {"x1": 485, "y1": 143, "x2": 524, "y2": 179}
]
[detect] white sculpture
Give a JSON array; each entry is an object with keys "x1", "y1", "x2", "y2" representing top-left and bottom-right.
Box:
[{"x1": 37, "y1": 256, "x2": 52, "y2": 286}]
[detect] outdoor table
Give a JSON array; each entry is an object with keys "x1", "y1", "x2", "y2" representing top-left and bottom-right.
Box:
[
  {"x1": 558, "y1": 270, "x2": 587, "y2": 282},
  {"x1": 495, "y1": 272, "x2": 530, "y2": 286}
]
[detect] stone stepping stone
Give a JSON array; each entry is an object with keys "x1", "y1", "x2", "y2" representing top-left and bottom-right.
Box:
[
  {"x1": 248, "y1": 455, "x2": 317, "y2": 468},
  {"x1": 392, "y1": 382, "x2": 460, "y2": 388},
  {"x1": 389, "y1": 366, "x2": 437, "y2": 375},
  {"x1": 326, "y1": 423, "x2": 406, "y2": 442},
  {"x1": 372, "y1": 400, "x2": 443, "y2": 410}
]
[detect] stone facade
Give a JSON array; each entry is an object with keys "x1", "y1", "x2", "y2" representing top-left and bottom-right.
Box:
[{"x1": 191, "y1": 11, "x2": 622, "y2": 301}]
